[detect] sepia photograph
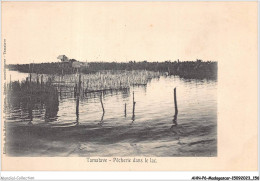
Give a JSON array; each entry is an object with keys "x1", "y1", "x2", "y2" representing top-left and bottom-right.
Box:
[
  {"x1": 2, "y1": 2, "x2": 218, "y2": 157},
  {"x1": 1, "y1": 1, "x2": 258, "y2": 173},
  {"x1": 4, "y1": 57, "x2": 217, "y2": 157}
]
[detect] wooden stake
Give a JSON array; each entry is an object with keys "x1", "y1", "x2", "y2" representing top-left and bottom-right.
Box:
[
  {"x1": 29, "y1": 73, "x2": 32, "y2": 93},
  {"x1": 78, "y1": 74, "x2": 81, "y2": 96},
  {"x1": 76, "y1": 96, "x2": 79, "y2": 122},
  {"x1": 41, "y1": 75, "x2": 43, "y2": 87},
  {"x1": 82, "y1": 77, "x2": 84, "y2": 97},
  {"x1": 9, "y1": 75, "x2": 11, "y2": 90},
  {"x1": 29, "y1": 73, "x2": 32, "y2": 83},
  {"x1": 99, "y1": 112, "x2": 105, "y2": 126},
  {"x1": 100, "y1": 92, "x2": 105, "y2": 113},
  {"x1": 36, "y1": 74, "x2": 39, "y2": 85},
  {"x1": 132, "y1": 91, "x2": 136, "y2": 119},
  {"x1": 133, "y1": 91, "x2": 135, "y2": 103},
  {"x1": 74, "y1": 83, "x2": 77, "y2": 98},
  {"x1": 173, "y1": 87, "x2": 178, "y2": 125},
  {"x1": 124, "y1": 103, "x2": 127, "y2": 117},
  {"x1": 28, "y1": 101, "x2": 33, "y2": 123}
]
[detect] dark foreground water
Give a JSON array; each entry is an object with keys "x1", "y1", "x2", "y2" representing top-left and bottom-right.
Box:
[{"x1": 4, "y1": 71, "x2": 217, "y2": 157}]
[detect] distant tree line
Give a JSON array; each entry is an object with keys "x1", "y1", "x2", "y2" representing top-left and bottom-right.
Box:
[{"x1": 6, "y1": 59, "x2": 217, "y2": 80}]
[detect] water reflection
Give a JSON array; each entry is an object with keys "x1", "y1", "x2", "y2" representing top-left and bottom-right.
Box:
[
  {"x1": 131, "y1": 115, "x2": 135, "y2": 124},
  {"x1": 132, "y1": 84, "x2": 147, "y2": 94},
  {"x1": 5, "y1": 72, "x2": 217, "y2": 157},
  {"x1": 28, "y1": 98, "x2": 33, "y2": 124},
  {"x1": 5, "y1": 75, "x2": 217, "y2": 128},
  {"x1": 85, "y1": 88, "x2": 131, "y2": 100},
  {"x1": 6, "y1": 91, "x2": 59, "y2": 124},
  {"x1": 5, "y1": 83, "x2": 134, "y2": 126},
  {"x1": 121, "y1": 89, "x2": 130, "y2": 99},
  {"x1": 124, "y1": 103, "x2": 127, "y2": 117},
  {"x1": 98, "y1": 112, "x2": 105, "y2": 126},
  {"x1": 45, "y1": 92, "x2": 59, "y2": 122}
]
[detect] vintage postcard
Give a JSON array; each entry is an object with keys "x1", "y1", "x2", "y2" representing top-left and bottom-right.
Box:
[{"x1": 1, "y1": 1, "x2": 258, "y2": 171}]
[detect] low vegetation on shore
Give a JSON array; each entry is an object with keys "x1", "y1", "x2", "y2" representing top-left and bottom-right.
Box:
[{"x1": 7, "y1": 59, "x2": 217, "y2": 80}]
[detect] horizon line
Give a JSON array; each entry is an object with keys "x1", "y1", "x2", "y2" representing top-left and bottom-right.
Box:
[{"x1": 7, "y1": 59, "x2": 218, "y2": 65}]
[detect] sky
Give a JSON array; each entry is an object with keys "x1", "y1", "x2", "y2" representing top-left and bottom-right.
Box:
[{"x1": 2, "y1": 2, "x2": 257, "y2": 64}]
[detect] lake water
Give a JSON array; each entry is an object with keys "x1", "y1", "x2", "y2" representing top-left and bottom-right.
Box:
[{"x1": 4, "y1": 70, "x2": 217, "y2": 157}]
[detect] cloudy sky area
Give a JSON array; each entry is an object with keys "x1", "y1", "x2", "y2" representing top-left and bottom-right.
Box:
[{"x1": 2, "y1": 2, "x2": 257, "y2": 64}]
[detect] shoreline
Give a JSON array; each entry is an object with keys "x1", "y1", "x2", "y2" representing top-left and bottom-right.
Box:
[{"x1": 6, "y1": 60, "x2": 218, "y2": 80}]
